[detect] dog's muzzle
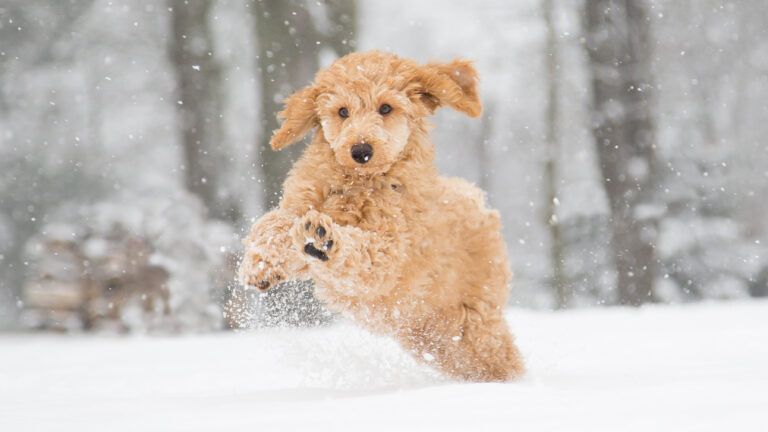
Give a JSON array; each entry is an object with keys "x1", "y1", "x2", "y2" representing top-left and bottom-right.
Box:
[{"x1": 350, "y1": 143, "x2": 373, "y2": 164}]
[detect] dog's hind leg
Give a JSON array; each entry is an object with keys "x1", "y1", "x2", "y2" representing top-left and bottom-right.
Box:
[
  {"x1": 450, "y1": 303, "x2": 525, "y2": 381},
  {"x1": 397, "y1": 303, "x2": 524, "y2": 382}
]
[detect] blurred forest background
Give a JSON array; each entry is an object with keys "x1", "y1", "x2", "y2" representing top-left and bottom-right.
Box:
[{"x1": 0, "y1": 0, "x2": 766, "y2": 332}]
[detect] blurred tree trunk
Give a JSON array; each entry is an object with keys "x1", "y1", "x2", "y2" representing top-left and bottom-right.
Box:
[
  {"x1": 584, "y1": 0, "x2": 659, "y2": 305},
  {"x1": 324, "y1": 0, "x2": 358, "y2": 57},
  {"x1": 170, "y1": 1, "x2": 241, "y2": 223},
  {"x1": 253, "y1": 0, "x2": 320, "y2": 210},
  {"x1": 253, "y1": 0, "x2": 356, "y2": 210},
  {"x1": 542, "y1": 0, "x2": 568, "y2": 309}
]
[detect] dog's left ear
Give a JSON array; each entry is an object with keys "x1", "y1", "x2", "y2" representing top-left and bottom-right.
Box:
[
  {"x1": 270, "y1": 85, "x2": 319, "y2": 150},
  {"x1": 409, "y1": 59, "x2": 482, "y2": 117}
]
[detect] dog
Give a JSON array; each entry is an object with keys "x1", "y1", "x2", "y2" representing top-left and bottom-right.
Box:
[{"x1": 239, "y1": 51, "x2": 524, "y2": 381}]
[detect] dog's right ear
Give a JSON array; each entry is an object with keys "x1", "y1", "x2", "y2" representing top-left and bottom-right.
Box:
[{"x1": 270, "y1": 85, "x2": 319, "y2": 151}]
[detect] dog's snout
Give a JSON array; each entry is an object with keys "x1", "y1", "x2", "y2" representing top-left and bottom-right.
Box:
[{"x1": 350, "y1": 143, "x2": 373, "y2": 164}]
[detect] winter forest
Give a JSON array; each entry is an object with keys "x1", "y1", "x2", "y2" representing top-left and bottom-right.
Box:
[
  {"x1": 2, "y1": 0, "x2": 766, "y2": 331},
  {"x1": 2, "y1": 1, "x2": 767, "y2": 430}
]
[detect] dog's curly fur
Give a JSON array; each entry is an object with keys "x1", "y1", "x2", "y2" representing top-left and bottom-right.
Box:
[{"x1": 239, "y1": 51, "x2": 524, "y2": 381}]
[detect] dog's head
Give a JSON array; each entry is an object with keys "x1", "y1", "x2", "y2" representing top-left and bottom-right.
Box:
[{"x1": 269, "y1": 51, "x2": 482, "y2": 174}]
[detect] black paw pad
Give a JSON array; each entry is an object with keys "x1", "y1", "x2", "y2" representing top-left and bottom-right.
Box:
[{"x1": 304, "y1": 243, "x2": 329, "y2": 261}]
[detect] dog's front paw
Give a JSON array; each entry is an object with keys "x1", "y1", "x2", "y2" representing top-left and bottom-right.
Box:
[
  {"x1": 238, "y1": 249, "x2": 286, "y2": 292},
  {"x1": 293, "y1": 210, "x2": 337, "y2": 262}
]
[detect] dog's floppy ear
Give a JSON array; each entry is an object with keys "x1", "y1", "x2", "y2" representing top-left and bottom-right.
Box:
[
  {"x1": 409, "y1": 59, "x2": 482, "y2": 117},
  {"x1": 270, "y1": 85, "x2": 319, "y2": 150}
]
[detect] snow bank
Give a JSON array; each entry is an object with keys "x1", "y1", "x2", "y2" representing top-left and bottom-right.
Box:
[{"x1": 1, "y1": 301, "x2": 766, "y2": 431}]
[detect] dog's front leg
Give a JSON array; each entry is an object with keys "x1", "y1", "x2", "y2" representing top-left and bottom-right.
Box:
[
  {"x1": 238, "y1": 209, "x2": 309, "y2": 291},
  {"x1": 290, "y1": 210, "x2": 402, "y2": 302}
]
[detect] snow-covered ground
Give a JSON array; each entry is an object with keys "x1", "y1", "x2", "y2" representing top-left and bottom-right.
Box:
[{"x1": 1, "y1": 301, "x2": 766, "y2": 432}]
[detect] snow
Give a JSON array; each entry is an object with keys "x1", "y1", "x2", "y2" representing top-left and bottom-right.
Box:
[{"x1": 1, "y1": 301, "x2": 766, "y2": 432}]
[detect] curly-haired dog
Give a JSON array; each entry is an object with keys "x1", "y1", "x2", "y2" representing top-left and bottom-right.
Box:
[{"x1": 239, "y1": 51, "x2": 524, "y2": 381}]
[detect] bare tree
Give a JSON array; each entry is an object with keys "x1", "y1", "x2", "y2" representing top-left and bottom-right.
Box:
[
  {"x1": 583, "y1": 0, "x2": 659, "y2": 305},
  {"x1": 324, "y1": 0, "x2": 358, "y2": 57},
  {"x1": 252, "y1": 0, "x2": 356, "y2": 209},
  {"x1": 170, "y1": 1, "x2": 240, "y2": 222},
  {"x1": 542, "y1": 0, "x2": 568, "y2": 309}
]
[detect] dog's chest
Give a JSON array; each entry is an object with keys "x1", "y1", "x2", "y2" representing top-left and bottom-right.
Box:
[{"x1": 321, "y1": 178, "x2": 406, "y2": 228}]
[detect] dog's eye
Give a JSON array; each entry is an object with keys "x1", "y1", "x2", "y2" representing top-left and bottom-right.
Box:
[
  {"x1": 378, "y1": 104, "x2": 392, "y2": 115},
  {"x1": 338, "y1": 107, "x2": 349, "y2": 118}
]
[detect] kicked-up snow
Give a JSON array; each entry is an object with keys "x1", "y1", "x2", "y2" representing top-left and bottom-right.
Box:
[{"x1": 1, "y1": 301, "x2": 766, "y2": 431}]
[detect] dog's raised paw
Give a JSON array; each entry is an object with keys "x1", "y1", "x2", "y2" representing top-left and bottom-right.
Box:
[{"x1": 294, "y1": 210, "x2": 336, "y2": 262}]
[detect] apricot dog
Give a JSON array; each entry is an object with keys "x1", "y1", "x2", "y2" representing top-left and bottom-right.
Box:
[{"x1": 239, "y1": 51, "x2": 524, "y2": 381}]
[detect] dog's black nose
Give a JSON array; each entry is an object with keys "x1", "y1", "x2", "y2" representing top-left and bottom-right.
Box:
[{"x1": 350, "y1": 143, "x2": 373, "y2": 164}]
